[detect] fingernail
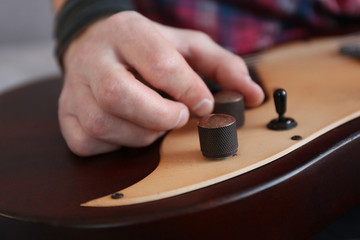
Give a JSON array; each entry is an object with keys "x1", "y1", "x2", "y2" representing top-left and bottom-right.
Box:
[
  {"x1": 245, "y1": 75, "x2": 252, "y2": 82},
  {"x1": 158, "y1": 131, "x2": 167, "y2": 137},
  {"x1": 245, "y1": 75, "x2": 259, "y2": 84},
  {"x1": 175, "y1": 108, "x2": 189, "y2": 128},
  {"x1": 193, "y1": 98, "x2": 214, "y2": 116}
]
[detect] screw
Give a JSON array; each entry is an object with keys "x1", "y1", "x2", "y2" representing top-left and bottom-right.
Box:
[
  {"x1": 291, "y1": 135, "x2": 302, "y2": 140},
  {"x1": 111, "y1": 193, "x2": 124, "y2": 199}
]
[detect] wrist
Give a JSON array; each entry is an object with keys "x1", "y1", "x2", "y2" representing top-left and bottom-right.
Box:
[
  {"x1": 55, "y1": 0, "x2": 135, "y2": 70},
  {"x1": 52, "y1": 0, "x2": 66, "y2": 13}
]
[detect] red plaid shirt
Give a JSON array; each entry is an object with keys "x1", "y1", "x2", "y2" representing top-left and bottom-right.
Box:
[{"x1": 134, "y1": 0, "x2": 360, "y2": 54}]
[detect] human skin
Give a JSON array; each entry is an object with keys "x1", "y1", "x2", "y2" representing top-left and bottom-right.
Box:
[{"x1": 53, "y1": 2, "x2": 264, "y2": 156}]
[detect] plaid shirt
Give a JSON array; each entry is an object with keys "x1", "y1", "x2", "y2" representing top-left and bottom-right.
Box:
[{"x1": 134, "y1": 0, "x2": 360, "y2": 55}]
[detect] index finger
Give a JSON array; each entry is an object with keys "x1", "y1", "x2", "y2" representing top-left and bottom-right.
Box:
[
  {"x1": 108, "y1": 12, "x2": 214, "y2": 116},
  {"x1": 159, "y1": 27, "x2": 265, "y2": 107}
]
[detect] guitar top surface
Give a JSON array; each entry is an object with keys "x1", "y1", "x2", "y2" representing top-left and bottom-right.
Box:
[
  {"x1": 83, "y1": 35, "x2": 360, "y2": 207},
  {"x1": 0, "y1": 35, "x2": 359, "y2": 229}
]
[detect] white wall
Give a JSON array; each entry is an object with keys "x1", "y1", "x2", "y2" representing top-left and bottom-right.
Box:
[
  {"x1": 0, "y1": 0, "x2": 54, "y2": 44},
  {"x1": 0, "y1": 0, "x2": 59, "y2": 93}
]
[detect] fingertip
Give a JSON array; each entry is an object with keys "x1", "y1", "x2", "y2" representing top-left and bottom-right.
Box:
[
  {"x1": 244, "y1": 76, "x2": 265, "y2": 107},
  {"x1": 192, "y1": 98, "x2": 214, "y2": 116},
  {"x1": 174, "y1": 107, "x2": 190, "y2": 128}
]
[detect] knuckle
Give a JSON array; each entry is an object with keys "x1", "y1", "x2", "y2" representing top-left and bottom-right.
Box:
[
  {"x1": 173, "y1": 81, "x2": 195, "y2": 101},
  {"x1": 152, "y1": 53, "x2": 179, "y2": 73},
  {"x1": 189, "y1": 30, "x2": 212, "y2": 42},
  {"x1": 67, "y1": 133, "x2": 94, "y2": 157},
  {"x1": 82, "y1": 113, "x2": 109, "y2": 138},
  {"x1": 149, "y1": 54, "x2": 181, "y2": 87},
  {"x1": 96, "y1": 79, "x2": 122, "y2": 110}
]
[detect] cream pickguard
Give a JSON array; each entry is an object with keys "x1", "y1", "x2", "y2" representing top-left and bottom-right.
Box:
[{"x1": 82, "y1": 35, "x2": 360, "y2": 207}]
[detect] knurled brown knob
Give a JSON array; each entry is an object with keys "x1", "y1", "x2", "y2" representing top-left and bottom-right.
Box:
[
  {"x1": 198, "y1": 114, "x2": 238, "y2": 159},
  {"x1": 214, "y1": 90, "x2": 245, "y2": 128}
]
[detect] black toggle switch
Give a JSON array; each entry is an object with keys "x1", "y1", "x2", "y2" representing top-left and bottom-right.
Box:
[{"x1": 267, "y1": 89, "x2": 297, "y2": 130}]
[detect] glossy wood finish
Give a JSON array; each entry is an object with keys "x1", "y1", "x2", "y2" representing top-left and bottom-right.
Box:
[{"x1": 0, "y1": 77, "x2": 359, "y2": 240}]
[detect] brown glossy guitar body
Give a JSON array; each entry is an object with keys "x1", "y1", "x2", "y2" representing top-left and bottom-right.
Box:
[{"x1": 0, "y1": 37, "x2": 360, "y2": 239}]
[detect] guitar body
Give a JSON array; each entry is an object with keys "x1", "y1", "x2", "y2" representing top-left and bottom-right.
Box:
[{"x1": 0, "y1": 36, "x2": 359, "y2": 239}]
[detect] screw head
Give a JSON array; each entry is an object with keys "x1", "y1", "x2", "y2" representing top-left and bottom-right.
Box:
[
  {"x1": 291, "y1": 135, "x2": 302, "y2": 141},
  {"x1": 111, "y1": 193, "x2": 124, "y2": 199}
]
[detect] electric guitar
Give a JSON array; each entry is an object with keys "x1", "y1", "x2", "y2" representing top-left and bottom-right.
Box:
[{"x1": 0, "y1": 35, "x2": 359, "y2": 240}]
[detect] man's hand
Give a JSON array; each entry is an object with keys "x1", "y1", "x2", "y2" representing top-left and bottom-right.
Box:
[{"x1": 59, "y1": 11, "x2": 264, "y2": 156}]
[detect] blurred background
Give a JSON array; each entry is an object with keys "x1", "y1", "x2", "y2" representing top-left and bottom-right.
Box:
[{"x1": 0, "y1": 0, "x2": 59, "y2": 93}]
